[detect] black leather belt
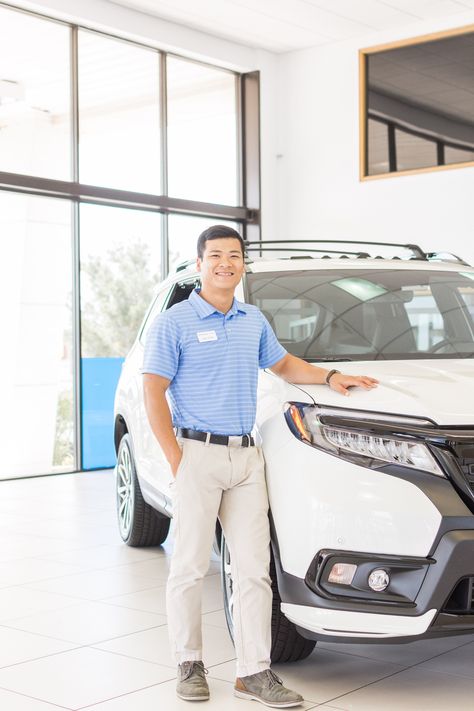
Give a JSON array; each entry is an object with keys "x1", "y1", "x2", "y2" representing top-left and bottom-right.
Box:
[{"x1": 177, "y1": 427, "x2": 255, "y2": 447}]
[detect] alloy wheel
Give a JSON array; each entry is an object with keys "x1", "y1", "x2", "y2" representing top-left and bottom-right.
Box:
[
  {"x1": 221, "y1": 535, "x2": 235, "y2": 640},
  {"x1": 116, "y1": 442, "x2": 134, "y2": 539}
]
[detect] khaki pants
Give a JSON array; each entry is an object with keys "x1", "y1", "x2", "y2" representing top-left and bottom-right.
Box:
[{"x1": 166, "y1": 437, "x2": 272, "y2": 678}]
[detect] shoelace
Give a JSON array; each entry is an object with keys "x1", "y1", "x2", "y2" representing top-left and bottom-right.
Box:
[
  {"x1": 264, "y1": 669, "x2": 283, "y2": 688},
  {"x1": 180, "y1": 661, "x2": 209, "y2": 681}
]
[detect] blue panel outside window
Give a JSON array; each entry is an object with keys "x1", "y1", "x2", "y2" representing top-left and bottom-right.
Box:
[{"x1": 81, "y1": 357, "x2": 124, "y2": 470}]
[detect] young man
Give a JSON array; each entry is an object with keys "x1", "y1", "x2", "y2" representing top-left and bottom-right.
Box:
[{"x1": 142, "y1": 225, "x2": 378, "y2": 708}]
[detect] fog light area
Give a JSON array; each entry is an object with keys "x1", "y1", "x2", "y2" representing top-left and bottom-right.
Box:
[
  {"x1": 368, "y1": 568, "x2": 390, "y2": 592},
  {"x1": 328, "y1": 562, "x2": 358, "y2": 585}
]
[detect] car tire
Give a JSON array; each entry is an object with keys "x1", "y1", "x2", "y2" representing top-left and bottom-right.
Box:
[
  {"x1": 221, "y1": 532, "x2": 316, "y2": 663},
  {"x1": 116, "y1": 434, "x2": 171, "y2": 547}
]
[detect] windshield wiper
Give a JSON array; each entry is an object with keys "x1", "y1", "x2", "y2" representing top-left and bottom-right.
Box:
[{"x1": 308, "y1": 357, "x2": 353, "y2": 362}]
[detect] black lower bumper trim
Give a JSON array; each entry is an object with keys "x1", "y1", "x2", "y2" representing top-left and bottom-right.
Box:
[{"x1": 271, "y1": 526, "x2": 474, "y2": 643}]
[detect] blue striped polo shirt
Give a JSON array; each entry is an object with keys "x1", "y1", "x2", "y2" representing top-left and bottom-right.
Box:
[{"x1": 141, "y1": 289, "x2": 286, "y2": 435}]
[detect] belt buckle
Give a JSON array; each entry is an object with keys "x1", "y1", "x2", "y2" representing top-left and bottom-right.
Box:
[{"x1": 228, "y1": 435, "x2": 241, "y2": 447}]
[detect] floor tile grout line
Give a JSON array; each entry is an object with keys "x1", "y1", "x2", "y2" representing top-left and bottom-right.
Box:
[
  {"x1": 92, "y1": 599, "x2": 170, "y2": 615},
  {"x1": 0, "y1": 600, "x2": 164, "y2": 642},
  {"x1": 0, "y1": 622, "x2": 88, "y2": 645},
  {"x1": 0, "y1": 644, "x2": 86, "y2": 672},
  {"x1": 319, "y1": 635, "x2": 474, "y2": 706},
  {"x1": 317, "y1": 633, "x2": 474, "y2": 665},
  {"x1": 86, "y1": 644, "x2": 178, "y2": 670},
  {"x1": 0, "y1": 593, "x2": 172, "y2": 625},
  {"x1": 84, "y1": 643, "x2": 238, "y2": 674},
  {"x1": 203, "y1": 655, "x2": 238, "y2": 671},
  {"x1": 72, "y1": 680, "x2": 186, "y2": 711},
  {"x1": 315, "y1": 667, "x2": 410, "y2": 707},
  {"x1": 96, "y1": 599, "x2": 225, "y2": 617},
  {"x1": 33, "y1": 559, "x2": 175, "y2": 572},
  {"x1": 0, "y1": 621, "x2": 168, "y2": 648},
  {"x1": 73, "y1": 675, "x2": 245, "y2": 711},
  {"x1": 6, "y1": 563, "x2": 219, "y2": 597},
  {"x1": 0, "y1": 633, "x2": 199, "y2": 675},
  {"x1": 0, "y1": 682, "x2": 73, "y2": 710},
  {"x1": 21, "y1": 556, "x2": 174, "y2": 573},
  {"x1": 16, "y1": 579, "x2": 171, "y2": 605},
  {"x1": 8, "y1": 619, "x2": 474, "y2": 707},
  {"x1": 84, "y1": 622, "x2": 175, "y2": 645}
]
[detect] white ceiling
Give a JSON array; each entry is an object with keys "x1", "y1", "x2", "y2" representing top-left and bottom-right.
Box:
[{"x1": 109, "y1": 0, "x2": 474, "y2": 53}]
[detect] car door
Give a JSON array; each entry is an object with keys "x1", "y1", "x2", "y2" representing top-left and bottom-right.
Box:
[{"x1": 135, "y1": 276, "x2": 199, "y2": 504}]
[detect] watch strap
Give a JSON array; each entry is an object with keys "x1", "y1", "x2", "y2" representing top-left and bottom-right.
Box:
[{"x1": 325, "y1": 368, "x2": 340, "y2": 385}]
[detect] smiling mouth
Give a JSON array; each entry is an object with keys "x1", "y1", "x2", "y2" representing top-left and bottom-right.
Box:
[{"x1": 216, "y1": 272, "x2": 233, "y2": 276}]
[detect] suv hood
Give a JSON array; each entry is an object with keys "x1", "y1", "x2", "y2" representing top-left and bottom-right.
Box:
[{"x1": 297, "y1": 360, "x2": 474, "y2": 426}]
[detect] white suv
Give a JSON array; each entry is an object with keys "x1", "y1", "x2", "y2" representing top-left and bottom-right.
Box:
[{"x1": 114, "y1": 240, "x2": 474, "y2": 663}]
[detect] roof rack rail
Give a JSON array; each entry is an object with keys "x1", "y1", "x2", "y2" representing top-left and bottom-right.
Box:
[
  {"x1": 245, "y1": 247, "x2": 371, "y2": 259},
  {"x1": 244, "y1": 239, "x2": 427, "y2": 260},
  {"x1": 426, "y1": 252, "x2": 470, "y2": 267},
  {"x1": 173, "y1": 242, "x2": 470, "y2": 271}
]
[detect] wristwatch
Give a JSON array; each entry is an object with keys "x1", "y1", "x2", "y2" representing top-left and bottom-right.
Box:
[{"x1": 325, "y1": 369, "x2": 340, "y2": 385}]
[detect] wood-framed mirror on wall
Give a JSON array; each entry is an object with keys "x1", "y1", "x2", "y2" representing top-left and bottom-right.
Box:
[{"x1": 360, "y1": 25, "x2": 474, "y2": 180}]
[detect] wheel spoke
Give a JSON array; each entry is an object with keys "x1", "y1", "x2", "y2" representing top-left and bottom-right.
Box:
[
  {"x1": 222, "y1": 539, "x2": 235, "y2": 625},
  {"x1": 117, "y1": 465, "x2": 128, "y2": 487},
  {"x1": 116, "y1": 442, "x2": 135, "y2": 537},
  {"x1": 123, "y1": 448, "x2": 130, "y2": 472}
]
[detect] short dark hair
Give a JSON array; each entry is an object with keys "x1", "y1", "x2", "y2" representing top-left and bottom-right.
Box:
[{"x1": 197, "y1": 225, "x2": 245, "y2": 259}]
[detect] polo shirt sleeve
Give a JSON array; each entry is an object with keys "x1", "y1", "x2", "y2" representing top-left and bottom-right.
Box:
[
  {"x1": 141, "y1": 312, "x2": 181, "y2": 381},
  {"x1": 258, "y1": 313, "x2": 287, "y2": 369}
]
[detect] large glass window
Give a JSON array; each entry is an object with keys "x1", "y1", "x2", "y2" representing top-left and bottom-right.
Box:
[
  {"x1": 0, "y1": 193, "x2": 73, "y2": 479},
  {"x1": 79, "y1": 205, "x2": 161, "y2": 469},
  {"x1": 78, "y1": 31, "x2": 161, "y2": 193},
  {"x1": 167, "y1": 57, "x2": 238, "y2": 205},
  {"x1": 168, "y1": 214, "x2": 241, "y2": 270},
  {"x1": 0, "y1": 4, "x2": 255, "y2": 477},
  {"x1": 80, "y1": 204, "x2": 162, "y2": 357},
  {"x1": 0, "y1": 6, "x2": 71, "y2": 179}
]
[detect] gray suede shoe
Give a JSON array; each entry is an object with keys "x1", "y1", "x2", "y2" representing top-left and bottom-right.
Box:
[
  {"x1": 177, "y1": 661, "x2": 210, "y2": 701},
  {"x1": 234, "y1": 669, "x2": 303, "y2": 708}
]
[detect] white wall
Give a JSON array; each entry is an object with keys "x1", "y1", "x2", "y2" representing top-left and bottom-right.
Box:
[{"x1": 275, "y1": 11, "x2": 474, "y2": 264}]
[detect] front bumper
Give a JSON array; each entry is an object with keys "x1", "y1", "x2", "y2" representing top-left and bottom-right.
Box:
[
  {"x1": 281, "y1": 604, "x2": 437, "y2": 639},
  {"x1": 273, "y1": 529, "x2": 474, "y2": 643}
]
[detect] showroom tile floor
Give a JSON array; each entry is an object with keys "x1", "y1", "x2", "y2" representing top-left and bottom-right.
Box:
[{"x1": 2, "y1": 470, "x2": 474, "y2": 709}]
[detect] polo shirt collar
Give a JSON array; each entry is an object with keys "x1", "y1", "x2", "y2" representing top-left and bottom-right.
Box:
[{"x1": 189, "y1": 289, "x2": 247, "y2": 319}]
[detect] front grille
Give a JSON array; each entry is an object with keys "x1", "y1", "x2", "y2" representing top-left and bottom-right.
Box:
[
  {"x1": 443, "y1": 577, "x2": 474, "y2": 614},
  {"x1": 461, "y1": 461, "x2": 474, "y2": 489},
  {"x1": 449, "y1": 440, "x2": 474, "y2": 494}
]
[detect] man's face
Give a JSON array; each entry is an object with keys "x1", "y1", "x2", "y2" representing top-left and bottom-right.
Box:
[{"x1": 196, "y1": 237, "x2": 245, "y2": 292}]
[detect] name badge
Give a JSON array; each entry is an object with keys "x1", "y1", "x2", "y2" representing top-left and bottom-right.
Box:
[{"x1": 197, "y1": 330, "x2": 218, "y2": 343}]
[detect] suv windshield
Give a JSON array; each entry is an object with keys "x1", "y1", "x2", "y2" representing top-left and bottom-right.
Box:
[{"x1": 246, "y1": 268, "x2": 474, "y2": 361}]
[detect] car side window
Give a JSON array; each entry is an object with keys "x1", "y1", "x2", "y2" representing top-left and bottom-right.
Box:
[
  {"x1": 138, "y1": 286, "x2": 171, "y2": 346},
  {"x1": 139, "y1": 278, "x2": 200, "y2": 346},
  {"x1": 166, "y1": 279, "x2": 199, "y2": 309}
]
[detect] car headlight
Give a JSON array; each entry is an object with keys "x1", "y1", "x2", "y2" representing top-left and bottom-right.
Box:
[{"x1": 286, "y1": 402, "x2": 444, "y2": 477}]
